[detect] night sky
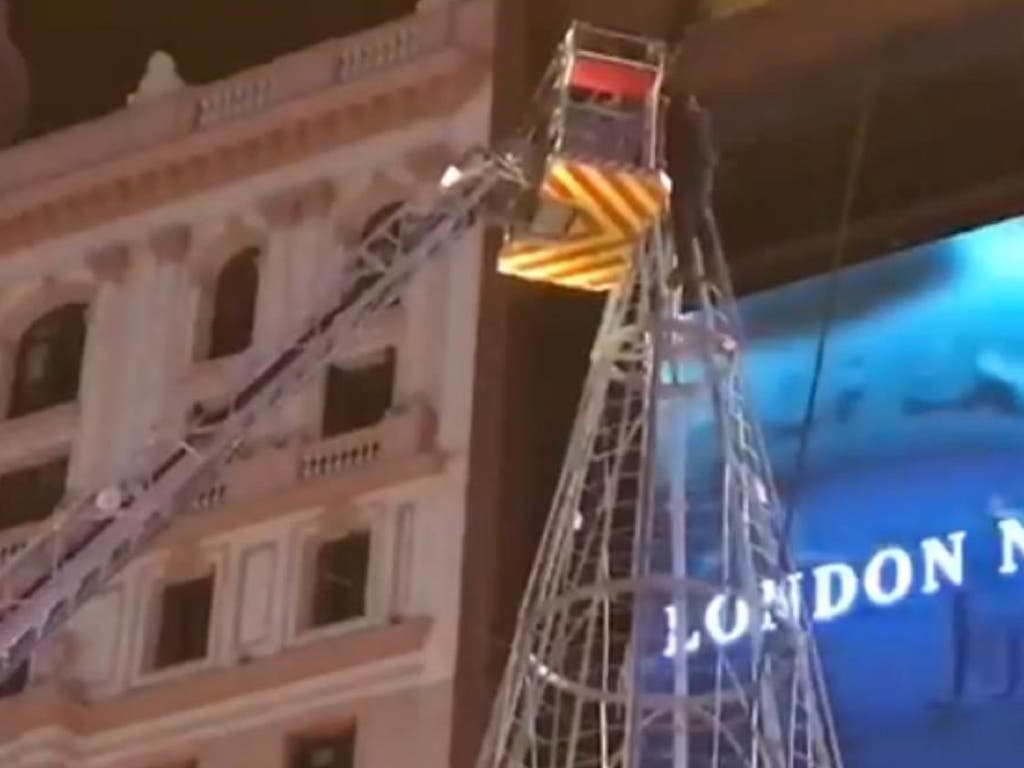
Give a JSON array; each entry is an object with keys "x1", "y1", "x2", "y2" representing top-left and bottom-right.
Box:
[{"x1": 9, "y1": 0, "x2": 416, "y2": 137}]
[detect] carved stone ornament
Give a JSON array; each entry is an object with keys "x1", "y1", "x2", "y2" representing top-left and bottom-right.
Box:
[
  {"x1": 86, "y1": 242, "x2": 131, "y2": 283},
  {"x1": 301, "y1": 179, "x2": 337, "y2": 219},
  {"x1": 128, "y1": 51, "x2": 186, "y2": 105},
  {"x1": 149, "y1": 222, "x2": 192, "y2": 263},
  {"x1": 259, "y1": 188, "x2": 304, "y2": 229}
]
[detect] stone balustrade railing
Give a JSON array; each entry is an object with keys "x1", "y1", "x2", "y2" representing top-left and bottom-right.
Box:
[
  {"x1": 336, "y1": 21, "x2": 423, "y2": 84},
  {"x1": 0, "y1": 399, "x2": 436, "y2": 564},
  {"x1": 195, "y1": 78, "x2": 273, "y2": 129},
  {"x1": 193, "y1": 398, "x2": 435, "y2": 511}
]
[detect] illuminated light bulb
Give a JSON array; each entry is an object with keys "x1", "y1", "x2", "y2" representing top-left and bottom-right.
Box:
[{"x1": 440, "y1": 165, "x2": 463, "y2": 188}]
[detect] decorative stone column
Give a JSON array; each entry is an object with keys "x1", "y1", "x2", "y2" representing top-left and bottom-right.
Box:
[
  {"x1": 72, "y1": 242, "x2": 132, "y2": 488},
  {"x1": 252, "y1": 181, "x2": 337, "y2": 442},
  {"x1": 150, "y1": 222, "x2": 191, "y2": 264},
  {"x1": 33, "y1": 629, "x2": 83, "y2": 698},
  {"x1": 85, "y1": 242, "x2": 130, "y2": 284},
  {"x1": 254, "y1": 186, "x2": 303, "y2": 350},
  {"x1": 102, "y1": 226, "x2": 193, "y2": 487},
  {"x1": 147, "y1": 223, "x2": 194, "y2": 442},
  {"x1": 295, "y1": 179, "x2": 339, "y2": 440},
  {"x1": 296, "y1": 178, "x2": 339, "y2": 319}
]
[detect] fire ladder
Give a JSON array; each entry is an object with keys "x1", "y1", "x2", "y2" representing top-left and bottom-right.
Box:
[{"x1": 0, "y1": 144, "x2": 525, "y2": 679}]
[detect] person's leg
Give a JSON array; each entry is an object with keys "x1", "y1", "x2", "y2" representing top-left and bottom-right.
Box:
[
  {"x1": 997, "y1": 627, "x2": 1021, "y2": 698},
  {"x1": 665, "y1": 94, "x2": 714, "y2": 291},
  {"x1": 667, "y1": 189, "x2": 695, "y2": 289},
  {"x1": 950, "y1": 590, "x2": 969, "y2": 701}
]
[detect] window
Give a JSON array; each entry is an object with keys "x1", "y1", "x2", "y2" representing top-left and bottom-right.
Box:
[
  {"x1": 153, "y1": 574, "x2": 214, "y2": 669},
  {"x1": 0, "y1": 661, "x2": 29, "y2": 698},
  {"x1": 310, "y1": 532, "x2": 370, "y2": 629},
  {"x1": 204, "y1": 247, "x2": 259, "y2": 360},
  {"x1": 321, "y1": 348, "x2": 395, "y2": 438},
  {"x1": 0, "y1": 456, "x2": 68, "y2": 530},
  {"x1": 291, "y1": 728, "x2": 356, "y2": 768},
  {"x1": 345, "y1": 203, "x2": 403, "y2": 309},
  {"x1": 8, "y1": 303, "x2": 87, "y2": 418},
  {"x1": 361, "y1": 202, "x2": 402, "y2": 252}
]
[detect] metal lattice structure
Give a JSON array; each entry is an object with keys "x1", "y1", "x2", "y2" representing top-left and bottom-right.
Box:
[{"x1": 477, "y1": 23, "x2": 844, "y2": 768}]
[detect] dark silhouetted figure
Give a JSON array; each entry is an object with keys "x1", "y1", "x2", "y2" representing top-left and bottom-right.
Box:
[
  {"x1": 943, "y1": 506, "x2": 1024, "y2": 705},
  {"x1": 948, "y1": 588, "x2": 970, "y2": 702},
  {"x1": 664, "y1": 89, "x2": 716, "y2": 285}
]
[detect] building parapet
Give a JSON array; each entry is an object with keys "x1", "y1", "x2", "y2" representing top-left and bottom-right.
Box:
[
  {"x1": 0, "y1": 398, "x2": 438, "y2": 570},
  {"x1": 0, "y1": 0, "x2": 494, "y2": 257},
  {"x1": 0, "y1": 618, "x2": 431, "y2": 743},
  {"x1": 194, "y1": 397, "x2": 436, "y2": 512},
  {"x1": 0, "y1": 6, "x2": 458, "y2": 200}
]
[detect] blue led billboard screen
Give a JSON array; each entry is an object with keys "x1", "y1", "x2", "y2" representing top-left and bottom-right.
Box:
[{"x1": 720, "y1": 215, "x2": 1024, "y2": 767}]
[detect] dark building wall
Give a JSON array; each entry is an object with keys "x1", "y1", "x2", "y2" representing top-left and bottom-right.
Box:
[
  {"x1": 8, "y1": 0, "x2": 415, "y2": 138},
  {"x1": 452, "y1": 272, "x2": 600, "y2": 768},
  {"x1": 686, "y1": 0, "x2": 1024, "y2": 290}
]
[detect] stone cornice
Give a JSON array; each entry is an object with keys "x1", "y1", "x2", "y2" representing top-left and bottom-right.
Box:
[
  {"x1": 0, "y1": 5, "x2": 491, "y2": 260},
  {"x1": 301, "y1": 179, "x2": 338, "y2": 220},
  {"x1": 149, "y1": 223, "x2": 192, "y2": 263},
  {"x1": 258, "y1": 187, "x2": 305, "y2": 229},
  {"x1": 0, "y1": 618, "x2": 431, "y2": 741},
  {"x1": 85, "y1": 242, "x2": 131, "y2": 283}
]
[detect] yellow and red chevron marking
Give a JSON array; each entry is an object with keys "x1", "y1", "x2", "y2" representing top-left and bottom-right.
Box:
[{"x1": 499, "y1": 157, "x2": 669, "y2": 292}]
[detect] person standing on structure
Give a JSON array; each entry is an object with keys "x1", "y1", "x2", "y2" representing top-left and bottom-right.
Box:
[{"x1": 662, "y1": 55, "x2": 717, "y2": 287}]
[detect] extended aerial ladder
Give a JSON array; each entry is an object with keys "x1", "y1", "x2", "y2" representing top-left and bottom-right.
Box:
[
  {"x1": 478, "y1": 23, "x2": 845, "y2": 768},
  {"x1": 0, "y1": 20, "x2": 842, "y2": 768},
  {"x1": 0, "y1": 141, "x2": 526, "y2": 678}
]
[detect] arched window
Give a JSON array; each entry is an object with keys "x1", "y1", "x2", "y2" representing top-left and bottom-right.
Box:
[
  {"x1": 347, "y1": 202, "x2": 403, "y2": 309},
  {"x1": 361, "y1": 201, "x2": 403, "y2": 254},
  {"x1": 8, "y1": 303, "x2": 87, "y2": 418},
  {"x1": 322, "y1": 347, "x2": 396, "y2": 438},
  {"x1": 205, "y1": 246, "x2": 260, "y2": 360}
]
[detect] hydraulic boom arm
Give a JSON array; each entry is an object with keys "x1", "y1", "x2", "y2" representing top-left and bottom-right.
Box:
[{"x1": 0, "y1": 146, "x2": 523, "y2": 680}]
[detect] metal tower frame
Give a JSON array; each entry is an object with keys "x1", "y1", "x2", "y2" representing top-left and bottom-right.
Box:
[
  {"x1": 477, "y1": 23, "x2": 844, "y2": 768},
  {"x1": 0, "y1": 20, "x2": 843, "y2": 768}
]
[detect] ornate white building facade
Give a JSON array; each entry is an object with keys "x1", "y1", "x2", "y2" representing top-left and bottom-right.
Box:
[{"x1": 0, "y1": 0, "x2": 494, "y2": 765}]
